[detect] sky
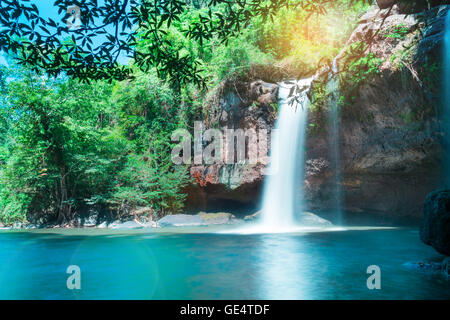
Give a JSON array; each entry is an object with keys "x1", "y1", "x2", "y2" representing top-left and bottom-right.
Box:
[
  {"x1": 0, "y1": 1, "x2": 130, "y2": 67},
  {"x1": 0, "y1": 55, "x2": 7, "y2": 66}
]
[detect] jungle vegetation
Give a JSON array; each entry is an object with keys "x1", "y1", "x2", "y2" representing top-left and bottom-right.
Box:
[{"x1": 0, "y1": 0, "x2": 383, "y2": 224}]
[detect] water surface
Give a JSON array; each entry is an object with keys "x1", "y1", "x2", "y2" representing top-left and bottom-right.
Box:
[{"x1": 0, "y1": 227, "x2": 448, "y2": 299}]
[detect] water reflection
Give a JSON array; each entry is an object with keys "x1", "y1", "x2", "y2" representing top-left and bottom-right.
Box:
[
  {"x1": 257, "y1": 234, "x2": 312, "y2": 299},
  {"x1": 1, "y1": 228, "x2": 449, "y2": 299}
]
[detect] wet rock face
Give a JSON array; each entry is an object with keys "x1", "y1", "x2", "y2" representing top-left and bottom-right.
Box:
[
  {"x1": 305, "y1": 6, "x2": 449, "y2": 221},
  {"x1": 420, "y1": 190, "x2": 450, "y2": 255},
  {"x1": 183, "y1": 80, "x2": 278, "y2": 215}
]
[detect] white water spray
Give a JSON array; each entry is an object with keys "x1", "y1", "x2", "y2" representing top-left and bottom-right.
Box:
[
  {"x1": 328, "y1": 59, "x2": 343, "y2": 225},
  {"x1": 259, "y1": 78, "x2": 313, "y2": 230}
]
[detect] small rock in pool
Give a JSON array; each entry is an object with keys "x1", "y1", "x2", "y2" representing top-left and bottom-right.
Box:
[
  {"x1": 403, "y1": 261, "x2": 443, "y2": 275},
  {"x1": 12, "y1": 222, "x2": 25, "y2": 229},
  {"x1": 97, "y1": 222, "x2": 108, "y2": 229},
  {"x1": 108, "y1": 220, "x2": 144, "y2": 230},
  {"x1": 298, "y1": 212, "x2": 333, "y2": 227},
  {"x1": 197, "y1": 212, "x2": 237, "y2": 225},
  {"x1": 157, "y1": 214, "x2": 206, "y2": 227}
]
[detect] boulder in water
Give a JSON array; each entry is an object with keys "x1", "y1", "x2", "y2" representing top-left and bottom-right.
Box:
[
  {"x1": 97, "y1": 221, "x2": 108, "y2": 229},
  {"x1": 12, "y1": 222, "x2": 25, "y2": 229},
  {"x1": 141, "y1": 221, "x2": 158, "y2": 228},
  {"x1": 420, "y1": 190, "x2": 450, "y2": 256},
  {"x1": 157, "y1": 214, "x2": 206, "y2": 227},
  {"x1": 403, "y1": 260, "x2": 443, "y2": 274},
  {"x1": 82, "y1": 215, "x2": 97, "y2": 227},
  {"x1": 197, "y1": 212, "x2": 237, "y2": 225},
  {"x1": 244, "y1": 210, "x2": 262, "y2": 221},
  {"x1": 108, "y1": 220, "x2": 144, "y2": 230},
  {"x1": 298, "y1": 212, "x2": 333, "y2": 227}
]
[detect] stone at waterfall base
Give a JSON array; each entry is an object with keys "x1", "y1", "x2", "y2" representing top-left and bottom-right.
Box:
[
  {"x1": 108, "y1": 220, "x2": 157, "y2": 230},
  {"x1": 244, "y1": 210, "x2": 262, "y2": 221},
  {"x1": 298, "y1": 212, "x2": 333, "y2": 227},
  {"x1": 242, "y1": 211, "x2": 333, "y2": 227},
  {"x1": 157, "y1": 213, "x2": 240, "y2": 227}
]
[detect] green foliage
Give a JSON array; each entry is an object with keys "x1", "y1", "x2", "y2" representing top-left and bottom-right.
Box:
[
  {"x1": 207, "y1": 32, "x2": 274, "y2": 83},
  {"x1": 421, "y1": 61, "x2": 441, "y2": 94},
  {"x1": 0, "y1": 65, "x2": 191, "y2": 224},
  {"x1": 136, "y1": 7, "x2": 273, "y2": 89},
  {"x1": 0, "y1": 0, "x2": 375, "y2": 86},
  {"x1": 110, "y1": 71, "x2": 191, "y2": 215},
  {"x1": 338, "y1": 42, "x2": 383, "y2": 104},
  {"x1": 308, "y1": 40, "x2": 383, "y2": 128},
  {"x1": 111, "y1": 154, "x2": 189, "y2": 216},
  {"x1": 0, "y1": 68, "x2": 126, "y2": 223},
  {"x1": 0, "y1": 1, "x2": 384, "y2": 225},
  {"x1": 383, "y1": 23, "x2": 410, "y2": 39},
  {"x1": 257, "y1": 0, "x2": 369, "y2": 75}
]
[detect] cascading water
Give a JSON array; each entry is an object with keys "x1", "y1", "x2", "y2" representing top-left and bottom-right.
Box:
[
  {"x1": 327, "y1": 59, "x2": 343, "y2": 225},
  {"x1": 259, "y1": 78, "x2": 313, "y2": 230},
  {"x1": 443, "y1": 12, "x2": 450, "y2": 187}
]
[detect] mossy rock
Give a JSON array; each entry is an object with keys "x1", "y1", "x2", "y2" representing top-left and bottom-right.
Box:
[{"x1": 197, "y1": 212, "x2": 236, "y2": 225}]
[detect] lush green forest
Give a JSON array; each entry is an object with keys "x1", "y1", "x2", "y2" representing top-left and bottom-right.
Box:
[{"x1": 0, "y1": 1, "x2": 370, "y2": 225}]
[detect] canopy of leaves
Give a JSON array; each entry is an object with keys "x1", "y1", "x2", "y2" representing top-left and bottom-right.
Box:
[{"x1": 0, "y1": 0, "x2": 377, "y2": 87}]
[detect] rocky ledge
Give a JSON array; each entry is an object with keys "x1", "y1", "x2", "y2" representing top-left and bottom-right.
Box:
[{"x1": 0, "y1": 212, "x2": 244, "y2": 230}]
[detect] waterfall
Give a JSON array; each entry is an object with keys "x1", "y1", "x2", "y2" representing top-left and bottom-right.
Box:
[
  {"x1": 259, "y1": 78, "x2": 313, "y2": 230},
  {"x1": 443, "y1": 12, "x2": 450, "y2": 187},
  {"x1": 327, "y1": 59, "x2": 343, "y2": 225}
]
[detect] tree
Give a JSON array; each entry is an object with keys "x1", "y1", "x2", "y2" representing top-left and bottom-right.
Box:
[
  {"x1": 0, "y1": 0, "x2": 379, "y2": 87},
  {"x1": 0, "y1": 68, "x2": 125, "y2": 223},
  {"x1": 0, "y1": 64, "x2": 192, "y2": 224}
]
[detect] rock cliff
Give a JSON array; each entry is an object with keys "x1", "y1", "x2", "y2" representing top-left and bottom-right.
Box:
[
  {"x1": 183, "y1": 4, "x2": 450, "y2": 223},
  {"x1": 183, "y1": 79, "x2": 278, "y2": 215},
  {"x1": 306, "y1": 5, "x2": 449, "y2": 223}
]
